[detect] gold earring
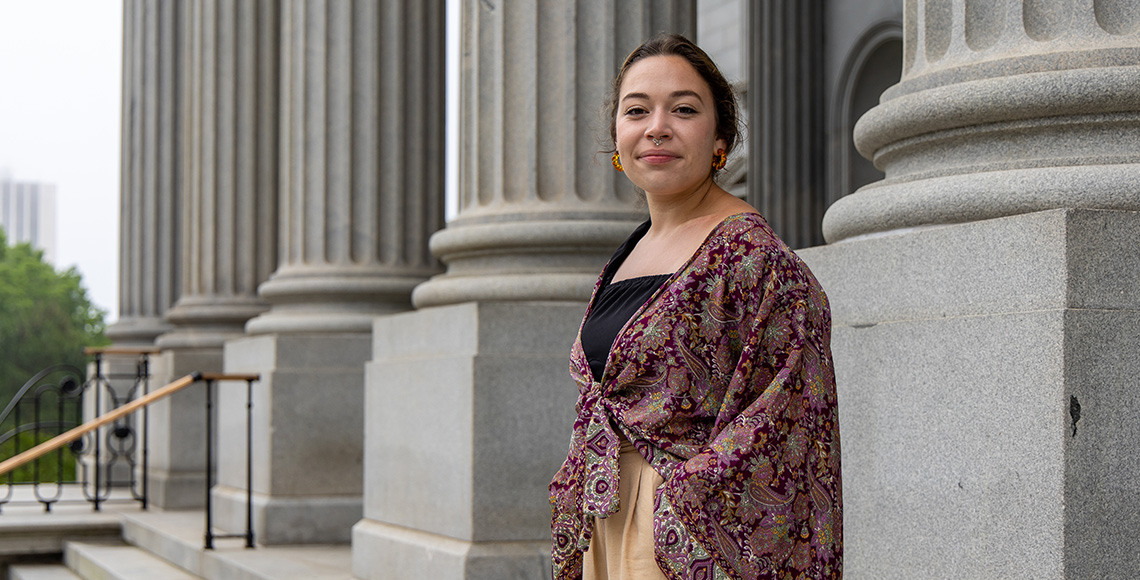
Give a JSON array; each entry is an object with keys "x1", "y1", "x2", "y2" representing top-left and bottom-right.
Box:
[
  {"x1": 611, "y1": 153, "x2": 623, "y2": 172},
  {"x1": 712, "y1": 149, "x2": 727, "y2": 171}
]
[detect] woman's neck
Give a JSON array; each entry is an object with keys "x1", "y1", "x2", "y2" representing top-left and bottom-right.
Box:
[{"x1": 644, "y1": 179, "x2": 737, "y2": 234}]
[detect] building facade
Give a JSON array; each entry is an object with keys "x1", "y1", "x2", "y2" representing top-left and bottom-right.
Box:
[
  {"x1": 106, "y1": 0, "x2": 1140, "y2": 578},
  {"x1": 0, "y1": 174, "x2": 57, "y2": 264}
]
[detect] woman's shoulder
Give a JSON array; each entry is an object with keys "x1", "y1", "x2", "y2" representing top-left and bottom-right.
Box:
[{"x1": 704, "y1": 212, "x2": 784, "y2": 255}]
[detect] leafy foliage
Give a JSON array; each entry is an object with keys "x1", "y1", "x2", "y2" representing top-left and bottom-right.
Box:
[
  {"x1": 0, "y1": 227, "x2": 109, "y2": 411},
  {"x1": 0, "y1": 430, "x2": 78, "y2": 483}
]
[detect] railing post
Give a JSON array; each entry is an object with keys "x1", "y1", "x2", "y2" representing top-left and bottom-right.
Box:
[
  {"x1": 204, "y1": 377, "x2": 215, "y2": 550},
  {"x1": 92, "y1": 352, "x2": 102, "y2": 512},
  {"x1": 244, "y1": 377, "x2": 254, "y2": 549},
  {"x1": 200, "y1": 373, "x2": 258, "y2": 550},
  {"x1": 139, "y1": 353, "x2": 150, "y2": 510}
]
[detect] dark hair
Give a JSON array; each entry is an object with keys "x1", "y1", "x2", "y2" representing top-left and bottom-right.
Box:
[{"x1": 606, "y1": 33, "x2": 741, "y2": 157}]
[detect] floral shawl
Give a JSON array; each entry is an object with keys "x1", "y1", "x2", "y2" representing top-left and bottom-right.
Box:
[{"x1": 549, "y1": 213, "x2": 842, "y2": 579}]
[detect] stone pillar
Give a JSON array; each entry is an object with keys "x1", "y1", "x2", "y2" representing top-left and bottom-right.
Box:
[
  {"x1": 160, "y1": 0, "x2": 278, "y2": 351},
  {"x1": 218, "y1": 0, "x2": 445, "y2": 544},
  {"x1": 352, "y1": 3, "x2": 696, "y2": 578},
  {"x1": 799, "y1": 1, "x2": 1140, "y2": 577},
  {"x1": 747, "y1": 0, "x2": 826, "y2": 249},
  {"x1": 823, "y1": 0, "x2": 1140, "y2": 243},
  {"x1": 143, "y1": 0, "x2": 279, "y2": 510},
  {"x1": 106, "y1": 0, "x2": 183, "y2": 347}
]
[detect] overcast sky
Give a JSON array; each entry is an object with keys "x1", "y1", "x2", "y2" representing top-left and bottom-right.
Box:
[
  {"x1": 0, "y1": 0, "x2": 122, "y2": 320},
  {"x1": 0, "y1": 1, "x2": 463, "y2": 326}
]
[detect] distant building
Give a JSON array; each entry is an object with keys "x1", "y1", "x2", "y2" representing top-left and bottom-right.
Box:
[{"x1": 0, "y1": 174, "x2": 57, "y2": 264}]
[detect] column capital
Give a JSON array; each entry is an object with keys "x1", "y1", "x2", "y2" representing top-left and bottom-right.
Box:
[
  {"x1": 245, "y1": 0, "x2": 445, "y2": 334},
  {"x1": 411, "y1": 1, "x2": 696, "y2": 308},
  {"x1": 824, "y1": 0, "x2": 1140, "y2": 243}
]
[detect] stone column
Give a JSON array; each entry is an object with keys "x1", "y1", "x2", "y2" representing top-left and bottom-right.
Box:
[
  {"x1": 747, "y1": 0, "x2": 827, "y2": 249},
  {"x1": 106, "y1": 0, "x2": 183, "y2": 347},
  {"x1": 410, "y1": 1, "x2": 696, "y2": 308},
  {"x1": 352, "y1": 3, "x2": 696, "y2": 578},
  {"x1": 218, "y1": 0, "x2": 445, "y2": 544},
  {"x1": 799, "y1": 1, "x2": 1140, "y2": 577},
  {"x1": 823, "y1": 0, "x2": 1140, "y2": 243},
  {"x1": 160, "y1": 0, "x2": 278, "y2": 350},
  {"x1": 142, "y1": 0, "x2": 279, "y2": 510}
]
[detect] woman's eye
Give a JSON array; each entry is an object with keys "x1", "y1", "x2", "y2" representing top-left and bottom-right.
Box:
[
  {"x1": 625, "y1": 106, "x2": 648, "y2": 116},
  {"x1": 675, "y1": 105, "x2": 698, "y2": 115}
]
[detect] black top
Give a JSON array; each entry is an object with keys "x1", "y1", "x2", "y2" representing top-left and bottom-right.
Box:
[{"x1": 580, "y1": 221, "x2": 670, "y2": 382}]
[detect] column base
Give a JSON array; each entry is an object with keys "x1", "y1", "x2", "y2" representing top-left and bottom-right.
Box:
[
  {"x1": 351, "y1": 519, "x2": 551, "y2": 580},
  {"x1": 355, "y1": 301, "x2": 581, "y2": 578},
  {"x1": 799, "y1": 208, "x2": 1140, "y2": 578},
  {"x1": 144, "y1": 349, "x2": 220, "y2": 510},
  {"x1": 147, "y1": 469, "x2": 208, "y2": 510},
  {"x1": 211, "y1": 485, "x2": 362, "y2": 545},
  {"x1": 220, "y1": 333, "x2": 373, "y2": 545}
]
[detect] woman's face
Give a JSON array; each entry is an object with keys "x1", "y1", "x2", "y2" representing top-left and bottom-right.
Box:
[{"x1": 614, "y1": 55, "x2": 725, "y2": 199}]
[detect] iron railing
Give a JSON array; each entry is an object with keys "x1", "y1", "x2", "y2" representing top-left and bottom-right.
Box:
[
  {"x1": 0, "y1": 348, "x2": 159, "y2": 512},
  {"x1": 0, "y1": 352, "x2": 260, "y2": 550}
]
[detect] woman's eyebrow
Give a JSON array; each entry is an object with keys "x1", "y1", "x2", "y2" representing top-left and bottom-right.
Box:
[{"x1": 620, "y1": 90, "x2": 705, "y2": 103}]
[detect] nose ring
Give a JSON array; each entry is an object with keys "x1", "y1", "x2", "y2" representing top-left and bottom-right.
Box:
[{"x1": 651, "y1": 137, "x2": 663, "y2": 146}]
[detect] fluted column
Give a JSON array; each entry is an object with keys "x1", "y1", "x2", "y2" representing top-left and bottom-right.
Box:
[
  {"x1": 410, "y1": 1, "x2": 697, "y2": 308},
  {"x1": 351, "y1": 3, "x2": 697, "y2": 578},
  {"x1": 244, "y1": 0, "x2": 444, "y2": 335},
  {"x1": 747, "y1": 0, "x2": 826, "y2": 249},
  {"x1": 215, "y1": 0, "x2": 446, "y2": 545},
  {"x1": 158, "y1": 0, "x2": 278, "y2": 350},
  {"x1": 106, "y1": 0, "x2": 183, "y2": 346},
  {"x1": 824, "y1": 0, "x2": 1140, "y2": 242}
]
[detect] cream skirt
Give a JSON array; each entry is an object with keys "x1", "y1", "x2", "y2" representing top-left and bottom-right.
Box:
[{"x1": 582, "y1": 438, "x2": 668, "y2": 580}]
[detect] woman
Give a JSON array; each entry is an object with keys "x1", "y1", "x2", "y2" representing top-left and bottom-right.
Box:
[{"x1": 549, "y1": 34, "x2": 842, "y2": 580}]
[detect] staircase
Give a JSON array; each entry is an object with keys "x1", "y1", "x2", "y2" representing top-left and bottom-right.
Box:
[{"x1": 2, "y1": 509, "x2": 353, "y2": 580}]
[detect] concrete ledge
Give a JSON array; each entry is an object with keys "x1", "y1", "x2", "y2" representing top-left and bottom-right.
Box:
[
  {"x1": 0, "y1": 514, "x2": 122, "y2": 557},
  {"x1": 9, "y1": 563, "x2": 83, "y2": 580},
  {"x1": 65, "y1": 541, "x2": 199, "y2": 580},
  {"x1": 352, "y1": 519, "x2": 551, "y2": 580},
  {"x1": 122, "y1": 510, "x2": 353, "y2": 580}
]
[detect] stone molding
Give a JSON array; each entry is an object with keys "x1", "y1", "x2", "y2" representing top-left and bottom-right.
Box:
[{"x1": 824, "y1": 0, "x2": 1140, "y2": 243}]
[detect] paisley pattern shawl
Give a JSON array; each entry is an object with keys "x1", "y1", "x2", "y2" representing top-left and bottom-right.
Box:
[{"x1": 550, "y1": 213, "x2": 842, "y2": 580}]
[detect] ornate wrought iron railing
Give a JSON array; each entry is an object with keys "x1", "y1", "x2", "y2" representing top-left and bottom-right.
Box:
[
  {"x1": 0, "y1": 366, "x2": 258, "y2": 546},
  {"x1": 0, "y1": 347, "x2": 160, "y2": 513}
]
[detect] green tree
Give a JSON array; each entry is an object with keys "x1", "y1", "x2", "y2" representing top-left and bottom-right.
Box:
[{"x1": 0, "y1": 227, "x2": 109, "y2": 406}]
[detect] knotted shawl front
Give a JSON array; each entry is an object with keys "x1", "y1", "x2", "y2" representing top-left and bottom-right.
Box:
[{"x1": 550, "y1": 213, "x2": 842, "y2": 580}]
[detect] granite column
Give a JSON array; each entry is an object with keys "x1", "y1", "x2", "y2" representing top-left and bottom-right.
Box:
[
  {"x1": 217, "y1": 0, "x2": 445, "y2": 544},
  {"x1": 141, "y1": 0, "x2": 279, "y2": 510},
  {"x1": 106, "y1": 0, "x2": 184, "y2": 347},
  {"x1": 352, "y1": 2, "x2": 696, "y2": 578}
]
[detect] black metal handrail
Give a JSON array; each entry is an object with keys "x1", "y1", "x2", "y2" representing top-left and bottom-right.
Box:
[
  {"x1": 0, "y1": 362, "x2": 260, "y2": 550},
  {"x1": 0, "y1": 346, "x2": 159, "y2": 513},
  {"x1": 202, "y1": 374, "x2": 257, "y2": 549}
]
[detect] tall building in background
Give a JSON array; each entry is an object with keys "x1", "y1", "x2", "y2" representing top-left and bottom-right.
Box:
[{"x1": 0, "y1": 173, "x2": 57, "y2": 264}]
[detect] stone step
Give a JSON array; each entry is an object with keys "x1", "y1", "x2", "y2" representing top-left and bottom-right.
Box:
[
  {"x1": 64, "y1": 541, "x2": 201, "y2": 580},
  {"x1": 9, "y1": 563, "x2": 83, "y2": 580},
  {"x1": 121, "y1": 511, "x2": 353, "y2": 580}
]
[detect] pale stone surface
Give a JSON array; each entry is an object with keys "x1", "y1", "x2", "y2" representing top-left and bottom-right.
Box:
[
  {"x1": 824, "y1": 1, "x2": 1140, "y2": 243},
  {"x1": 799, "y1": 208, "x2": 1140, "y2": 578},
  {"x1": 107, "y1": 0, "x2": 184, "y2": 346},
  {"x1": 352, "y1": 520, "x2": 550, "y2": 580},
  {"x1": 145, "y1": 350, "x2": 218, "y2": 510},
  {"x1": 217, "y1": 334, "x2": 370, "y2": 544},
  {"x1": 245, "y1": 0, "x2": 445, "y2": 335},
  {"x1": 354, "y1": 302, "x2": 580, "y2": 576},
  {"x1": 411, "y1": 1, "x2": 697, "y2": 307},
  {"x1": 158, "y1": 0, "x2": 277, "y2": 350}
]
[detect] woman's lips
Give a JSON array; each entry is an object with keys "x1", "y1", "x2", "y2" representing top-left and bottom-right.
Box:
[{"x1": 638, "y1": 149, "x2": 678, "y2": 164}]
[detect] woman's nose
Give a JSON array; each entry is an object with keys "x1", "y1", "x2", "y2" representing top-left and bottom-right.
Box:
[{"x1": 645, "y1": 111, "x2": 671, "y2": 142}]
